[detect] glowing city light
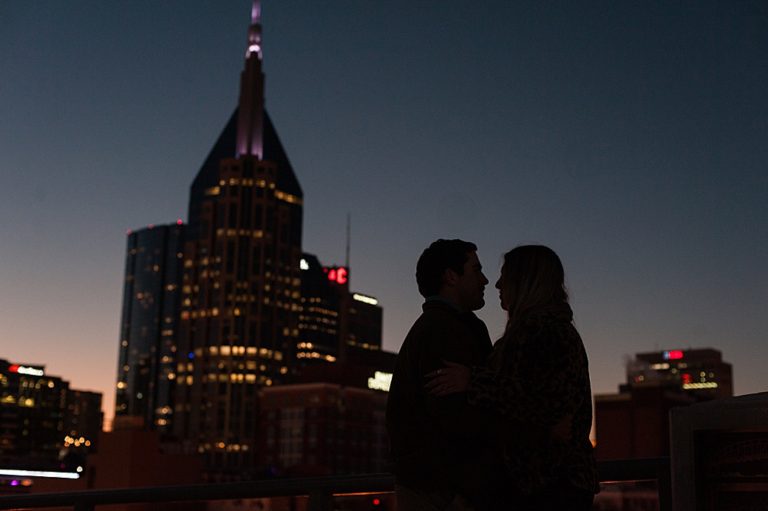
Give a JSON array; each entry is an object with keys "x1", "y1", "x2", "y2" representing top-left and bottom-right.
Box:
[
  {"x1": 682, "y1": 382, "x2": 719, "y2": 389},
  {"x1": 8, "y1": 364, "x2": 44, "y2": 376},
  {"x1": 326, "y1": 267, "x2": 348, "y2": 285},
  {"x1": 663, "y1": 350, "x2": 684, "y2": 360},
  {"x1": 0, "y1": 469, "x2": 79, "y2": 480},
  {"x1": 367, "y1": 371, "x2": 393, "y2": 392},
  {"x1": 352, "y1": 293, "x2": 378, "y2": 306}
]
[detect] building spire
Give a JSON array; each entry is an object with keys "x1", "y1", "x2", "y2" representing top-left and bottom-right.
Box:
[
  {"x1": 236, "y1": 0, "x2": 265, "y2": 158},
  {"x1": 247, "y1": 0, "x2": 263, "y2": 60}
]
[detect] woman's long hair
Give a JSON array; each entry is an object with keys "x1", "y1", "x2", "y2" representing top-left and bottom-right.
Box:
[{"x1": 501, "y1": 245, "x2": 569, "y2": 332}]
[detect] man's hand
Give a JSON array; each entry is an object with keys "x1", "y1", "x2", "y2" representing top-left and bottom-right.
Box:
[{"x1": 424, "y1": 360, "x2": 470, "y2": 396}]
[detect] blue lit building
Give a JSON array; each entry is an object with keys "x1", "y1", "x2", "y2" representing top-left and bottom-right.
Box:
[{"x1": 115, "y1": 222, "x2": 185, "y2": 433}]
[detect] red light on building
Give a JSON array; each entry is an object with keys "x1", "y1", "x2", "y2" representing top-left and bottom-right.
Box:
[
  {"x1": 372, "y1": 498, "x2": 381, "y2": 506},
  {"x1": 664, "y1": 350, "x2": 684, "y2": 360},
  {"x1": 8, "y1": 364, "x2": 19, "y2": 373},
  {"x1": 682, "y1": 373, "x2": 692, "y2": 384},
  {"x1": 325, "y1": 267, "x2": 348, "y2": 285}
]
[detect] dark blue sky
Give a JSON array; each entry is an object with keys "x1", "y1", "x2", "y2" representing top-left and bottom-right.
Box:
[{"x1": 1, "y1": 1, "x2": 766, "y2": 421}]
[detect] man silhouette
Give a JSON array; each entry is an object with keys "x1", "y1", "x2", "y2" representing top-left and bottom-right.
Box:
[{"x1": 386, "y1": 239, "x2": 493, "y2": 510}]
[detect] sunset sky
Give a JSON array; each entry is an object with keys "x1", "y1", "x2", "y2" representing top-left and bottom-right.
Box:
[{"x1": 1, "y1": 0, "x2": 766, "y2": 424}]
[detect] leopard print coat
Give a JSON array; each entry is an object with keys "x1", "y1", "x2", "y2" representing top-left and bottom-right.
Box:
[{"x1": 467, "y1": 304, "x2": 599, "y2": 495}]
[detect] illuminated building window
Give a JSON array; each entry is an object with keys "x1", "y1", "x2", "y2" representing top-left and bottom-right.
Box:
[{"x1": 683, "y1": 382, "x2": 719, "y2": 389}]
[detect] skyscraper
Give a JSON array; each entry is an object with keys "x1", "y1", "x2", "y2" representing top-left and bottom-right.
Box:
[
  {"x1": 115, "y1": 223, "x2": 185, "y2": 433},
  {"x1": 173, "y1": 1, "x2": 304, "y2": 479}
]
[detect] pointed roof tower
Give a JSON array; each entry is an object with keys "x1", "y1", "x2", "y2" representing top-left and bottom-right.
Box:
[
  {"x1": 236, "y1": 0, "x2": 265, "y2": 158},
  {"x1": 189, "y1": 0, "x2": 302, "y2": 230}
]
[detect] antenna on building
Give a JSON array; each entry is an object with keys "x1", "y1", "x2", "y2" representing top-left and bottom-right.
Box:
[{"x1": 345, "y1": 213, "x2": 351, "y2": 269}]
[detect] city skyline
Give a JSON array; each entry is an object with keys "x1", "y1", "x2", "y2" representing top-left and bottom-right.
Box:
[{"x1": 2, "y1": 1, "x2": 767, "y2": 424}]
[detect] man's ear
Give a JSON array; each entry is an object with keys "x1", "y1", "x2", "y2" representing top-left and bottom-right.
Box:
[{"x1": 442, "y1": 268, "x2": 459, "y2": 287}]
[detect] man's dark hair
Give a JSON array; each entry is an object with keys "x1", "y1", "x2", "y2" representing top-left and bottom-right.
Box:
[{"x1": 415, "y1": 239, "x2": 477, "y2": 298}]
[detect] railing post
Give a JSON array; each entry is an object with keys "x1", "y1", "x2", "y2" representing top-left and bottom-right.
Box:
[
  {"x1": 307, "y1": 490, "x2": 332, "y2": 511},
  {"x1": 657, "y1": 461, "x2": 672, "y2": 511}
]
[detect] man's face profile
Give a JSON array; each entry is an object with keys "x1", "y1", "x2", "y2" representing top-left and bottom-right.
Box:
[{"x1": 453, "y1": 251, "x2": 488, "y2": 311}]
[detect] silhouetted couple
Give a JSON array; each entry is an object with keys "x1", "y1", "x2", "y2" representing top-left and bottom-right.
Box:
[{"x1": 386, "y1": 240, "x2": 599, "y2": 510}]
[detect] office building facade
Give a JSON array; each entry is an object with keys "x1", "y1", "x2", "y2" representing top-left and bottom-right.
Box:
[
  {"x1": 297, "y1": 253, "x2": 384, "y2": 368},
  {"x1": 115, "y1": 223, "x2": 185, "y2": 433},
  {"x1": 624, "y1": 348, "x2": 733, "y2": 400},
  {"x1": 0, "y1": 359, "x2": 102, "y2": 470},
  {"x1": 172, "y1": 1, "x2": 304, "y2": 479},
  {"x1": 258, "y1": 383, "x2": 389, "y2": 476},
  {"x1": 595, "y1": 347, "x2": 733, "y2": 460},
  {"x1": 63, "y1": 389, "x2": 104, "y2": 453}
]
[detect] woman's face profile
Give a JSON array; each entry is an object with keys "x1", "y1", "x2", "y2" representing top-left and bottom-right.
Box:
[{"x1": 496, "y1": 265, "x2": 509, "y2": 311}]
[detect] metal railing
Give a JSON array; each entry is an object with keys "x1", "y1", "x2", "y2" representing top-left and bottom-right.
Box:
[{"x1": 0, "y1": 458, "x2": 670, "y2": 511}]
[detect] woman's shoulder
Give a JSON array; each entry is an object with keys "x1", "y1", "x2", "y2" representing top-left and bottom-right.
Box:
[
  {"x1": 519, "y1": 306, "x2": 571, "y2": 334},
  {"x1": 517, "y1": 313, "x2": 582, "y2": 356}
]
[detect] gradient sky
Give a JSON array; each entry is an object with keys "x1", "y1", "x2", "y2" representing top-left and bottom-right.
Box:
[{"x1": 1, "y1": 1, "x2": 767, "y2": 425}]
